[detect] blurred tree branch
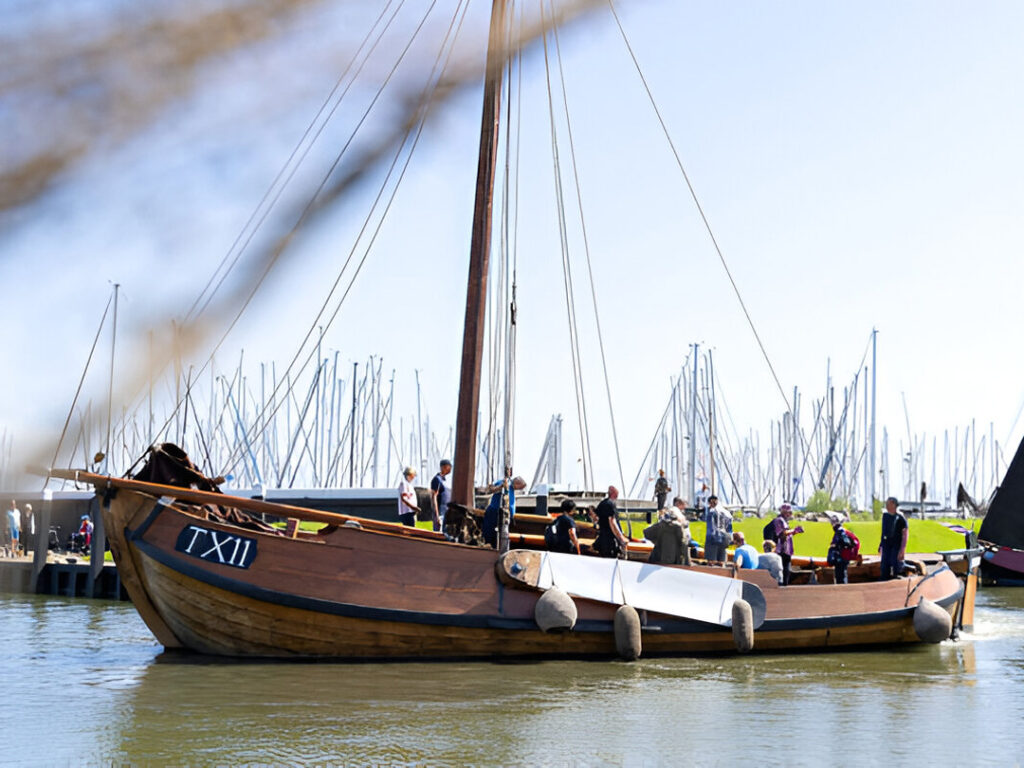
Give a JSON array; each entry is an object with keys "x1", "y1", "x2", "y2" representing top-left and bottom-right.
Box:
[{"x1": 0, "y1": 0, "x2": 332, "y2": 212}]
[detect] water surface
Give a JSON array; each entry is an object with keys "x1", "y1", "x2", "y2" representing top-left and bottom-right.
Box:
[{"x1": 3, "y1": 590, "x2": 1023, "y2": 766}]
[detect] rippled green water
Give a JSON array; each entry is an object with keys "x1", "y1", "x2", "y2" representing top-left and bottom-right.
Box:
[{"x1": 3, "y1": 590, "x2": 1024, "y2": 766}]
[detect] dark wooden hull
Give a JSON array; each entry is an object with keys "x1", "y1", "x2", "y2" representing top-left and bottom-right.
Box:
[
  {"x1": 83, "y1": 473, "x2": 967, "y2": 660},
  {"x1": 980, "y1": 545, "x2": 1024, "y2": 586}
]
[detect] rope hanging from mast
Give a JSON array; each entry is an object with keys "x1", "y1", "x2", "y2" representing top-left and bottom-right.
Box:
[
  {"x1": 215, "y1": 0, "x2": 473, "y2": 481},
  {"x1": 539, "y1": 0, "x2": 593, "y2": 490},
  {"x1": 47, "y1": 287, "x2": 114, "y2": 487},
  {"x1": 548, "y1": 0, "x2": 630, "y2": 500}
]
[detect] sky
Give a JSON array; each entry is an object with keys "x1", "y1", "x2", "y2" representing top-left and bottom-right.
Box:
[{"x1": 2, "y1": 0, "x2": 1024, "y2": 502}]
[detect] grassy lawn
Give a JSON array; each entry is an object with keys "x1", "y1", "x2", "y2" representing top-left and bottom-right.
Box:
[
  {"x1": 680, "y1": 518, "x2": 975, "y2": 557},
  {"x1": 271, "y1": 514, "x2": 977, "y2": 558}
]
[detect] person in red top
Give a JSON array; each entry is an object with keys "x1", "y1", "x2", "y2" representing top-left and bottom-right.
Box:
[
  {"x1": 79, "y1": 515, "x2": 94, "y2": 548},
  {"x1": 826, "y1": 513, "x2": 861, "y2": 584}
]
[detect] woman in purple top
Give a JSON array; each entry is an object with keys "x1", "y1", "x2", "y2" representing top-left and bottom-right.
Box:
[{"x1": 769, "y1": 504, "x2": 804, "y2": 585}]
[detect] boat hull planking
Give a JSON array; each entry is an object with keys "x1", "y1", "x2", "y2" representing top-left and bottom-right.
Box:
[{"x1": 90, "y1": 477, "x2": 965, "y2": 660}]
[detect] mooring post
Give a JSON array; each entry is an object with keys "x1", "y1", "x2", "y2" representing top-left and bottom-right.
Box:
[
  {"x1": 87, "y1": 495, "x2": 105, "y2": 597},
  {"x1": 31, "y1": 489, "x2": 52, "y2": 593}
]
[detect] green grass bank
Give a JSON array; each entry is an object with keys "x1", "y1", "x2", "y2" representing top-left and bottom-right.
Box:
[{"x1": 678, "y1": 518, "x2": 975, "y2": 557}]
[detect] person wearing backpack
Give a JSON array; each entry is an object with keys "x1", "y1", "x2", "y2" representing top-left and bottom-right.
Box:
[
  {"x1": 764, "y1": 503, "x2": 804, "y2": 585},
  {"x1": 702, "y1": 495, "x2": 732, "y2": 566},
  {"x1": 826, "y1": 515, "x2": 860, "y2": 584},
  {"x1": 546, "y1": 499, "x2": 580, "y2": 554}
]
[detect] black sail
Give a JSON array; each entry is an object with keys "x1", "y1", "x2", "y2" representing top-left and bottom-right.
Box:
[{"x1": 979, "y1": 435, "x2": 1024, "y2": 549}]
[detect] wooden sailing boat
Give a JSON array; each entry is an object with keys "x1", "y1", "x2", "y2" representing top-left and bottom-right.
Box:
[{"x1": 53, "y1": 1, "x2": 971, "y2": 659}]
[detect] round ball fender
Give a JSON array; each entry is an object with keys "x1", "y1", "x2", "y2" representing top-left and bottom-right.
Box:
[
  {"x1": 913, "y1": 597, "x2": 952, "y2": 643},
  {"x1": 534, "y1": 587, "x2": 577, "y2": 632}
]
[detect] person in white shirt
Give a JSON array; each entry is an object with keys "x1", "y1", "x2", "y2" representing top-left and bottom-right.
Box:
[
  {"x1": 6, "y1": 500, "x2": 20, "y2": 557},
  {"x1": 758, "y1": 540, "x2": 784, "y2": 584},
  {"x1": 397, "y1": 467, "x2": 420, "y2": 527}
]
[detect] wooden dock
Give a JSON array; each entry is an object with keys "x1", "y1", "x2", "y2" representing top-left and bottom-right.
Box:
[{"x1": 0, "y1": 556, "x2": 126, "y2": 600}]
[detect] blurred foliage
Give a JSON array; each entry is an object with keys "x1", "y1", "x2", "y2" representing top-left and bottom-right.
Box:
[
  {"x1": 0, "y1": 0, "x2": 331, "y2": 213},
  {"x1": 803, "y1": 488, "x2": 850, "y2": 514}
]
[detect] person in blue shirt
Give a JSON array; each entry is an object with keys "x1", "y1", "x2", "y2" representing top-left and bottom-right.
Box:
[
  {"x1": 731, "y1": 531, "x2": 760, "y2": 569},
  {"x1": 429, "y1": 459, "x2": 452, "y2": 533},
  {"x1": 702, "y1": 495, "x2": 732, "y2": 566},
  {"x1": 482, "y1": 476, "x2": 526, "y2": 548}
]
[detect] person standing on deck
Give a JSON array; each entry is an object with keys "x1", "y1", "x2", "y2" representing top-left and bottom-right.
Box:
[
  {"x1": 430, "y1": 459, "x2": 452, "y2": 534},
  {"x1": 879, "y1": 496, "x2": 908, "y2": 580},
  {"x1": 482, "y1": 476, "x2": 526, "y2": 547},
  {"x1": 547, "y1": 499, "x2": 580, "y2": 554},
  {"x1": 827, "y1": 515, "x2": 860, "y2": 585},
  {"x1": 645, "y1": 507, "x2": 686, "y2": 565},
  {"x1": 702, "y1": 495, "x2": 732, "y2": 566},
  {"x1": 653, "y1": 469, "x2": 671, "y2": 513},
  {"x1": 767, "y1": 503, "x2": 804, "y2": 585},
  {"x1": 594, "y1": 486, "x2": 629, "y2": 558},
  {"x1": 397, "y1": 467, "x2": 420, "y2": 527},
  {"x1": 671, "y1": 497, "x2": 693, "y2": 564}
]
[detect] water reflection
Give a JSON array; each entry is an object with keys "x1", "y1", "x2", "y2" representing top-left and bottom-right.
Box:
[{"x1": 4, "y1": 590, "x2": 1024, "y2": 766}]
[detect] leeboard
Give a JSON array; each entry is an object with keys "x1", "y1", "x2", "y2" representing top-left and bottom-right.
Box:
[{"x1": 499, "y1": 550, "x2": 765, "y2": 628}]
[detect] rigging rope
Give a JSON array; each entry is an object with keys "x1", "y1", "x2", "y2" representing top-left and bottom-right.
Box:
[
  {"x1": 46, "y1": 288, "x2": 113, "y2": 487},
  {"x1": 539, "y1": 0, "x2": 593, "y2": 489},
  {"x1": 184, "y1": 0, "x2": 406, "y2": 326},
  {"x1": 550, "y1": 3, "x2": 628, "y2": 501},
  {"x1": 142, "y1": 0, "x2": 430, "y2": 457},
  {"x1": 220, "y1": 0, "x2": 473, "y2": 480},
  {"x1": 607, "y1": 0, "x2": 792, "y2": 417},
  {"x1": 501, "y1": 0, "x2": 523, "y2": 480}
]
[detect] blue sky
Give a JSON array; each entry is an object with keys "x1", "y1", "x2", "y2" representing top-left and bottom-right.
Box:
[{"x1": 2, "y1": 0, "x2": 1023, "y2": 500}]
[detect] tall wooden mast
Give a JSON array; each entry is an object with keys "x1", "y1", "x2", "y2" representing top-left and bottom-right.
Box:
[{"x1": 452, "y1": 0, "x2": 508, "y2": 507}]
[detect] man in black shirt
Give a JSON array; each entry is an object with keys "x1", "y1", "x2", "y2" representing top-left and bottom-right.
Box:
[
  {"x1": 594, "y1": 486, "x2": 629, "y2": 558},
  {"x1": 879, "y1": 496, "x2": 908, "y2": 579},
  {"x1": 547, "y1": 499, "x2": 580, "y2": 554},
  {"x1": 653, "y1": 469, "x2": 670, "y2": 513}
]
